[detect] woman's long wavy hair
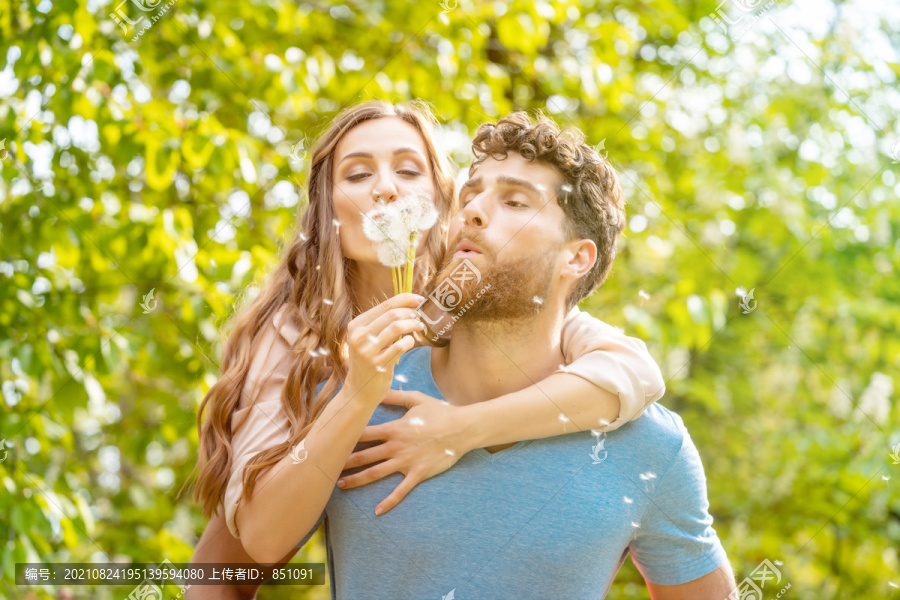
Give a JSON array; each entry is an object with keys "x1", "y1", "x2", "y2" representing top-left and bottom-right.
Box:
[{"x1": 190, "y1": 100, "x2": 457, "y2": 519}]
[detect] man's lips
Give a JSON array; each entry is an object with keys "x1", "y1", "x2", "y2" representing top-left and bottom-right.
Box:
[{"x1": 454, "y1": 238, "x2": 483, "y2": 255}]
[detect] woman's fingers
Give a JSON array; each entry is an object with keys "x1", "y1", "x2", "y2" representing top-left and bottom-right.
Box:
[
  {"x1": 336, "y1": 459, "x2": 400, "y2": 489},
  {"x1": 357, "y1": 422, "x2": 392, "y2": 443},
  {"x1": 368, "y1": 316, "x2": 425, "y2": 352},
  {"x1": 343, "y1": 442, "x2": 393, "y2": 470},
  {"x1": 374, "y1": 475, "x2": 420, "y2": 515},
  {"x1": 381, "y1": 389, "x2": 435, "y2": 408},
  {"x1": 375, "y1": 334, "x2": 416, "y2": 366},
  {"x1": 352, "y1": 293, "x2": 423, "y2": 328}
]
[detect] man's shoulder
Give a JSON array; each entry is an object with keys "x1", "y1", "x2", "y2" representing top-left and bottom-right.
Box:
[{"x1": 602, "y1": 403, "x2": 693, "y2": 472}]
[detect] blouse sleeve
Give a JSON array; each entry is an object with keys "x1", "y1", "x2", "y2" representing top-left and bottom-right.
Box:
[
  {"x1": 558, "y1": 305, "x2": 665, "y2": 432},
  {"x1": 223, "y1": 304, "x2": 301, "y2": 538}
]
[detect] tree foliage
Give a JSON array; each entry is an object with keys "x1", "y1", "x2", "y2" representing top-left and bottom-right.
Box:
[{"x1": 1, "y1": 0, "x2": 898, "y2": 598}]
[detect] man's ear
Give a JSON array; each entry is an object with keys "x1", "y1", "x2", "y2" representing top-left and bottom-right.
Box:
[{"x1": 559, "y1": 238, "x2": 597, "y2": 280}]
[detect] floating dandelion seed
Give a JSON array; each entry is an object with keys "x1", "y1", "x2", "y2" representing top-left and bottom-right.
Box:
[
  {"x1": 883, "y1": 475, "x2": 891, "y2": 481},
  {"x1": 590, "y1": 429, "x2": 604, "y2": 438},
  {"x1": 597, "y1": 419, "x2": 610, "y2": 427},
  {"x1": 774, "y1": 560, "x2": 783, "y2": 566},
  {"x1": 299, "y1": 232, "x2": 309, "y2": 241},
  {"x1": 638, "y1": 290, "x2": 650, "y2": 300},
  {"x1": 631, "y1": 521, "x2": 640, "y2": 528},
  {"x1": 409, "y1": 417, "x2": 425, "y2": 426},
  {"x1": 309, "y1": 349, "x2": 320, "y2": 357},
  {"x1": 558, "y1": 414, "x2": 570, "y2": 423},
  {"x1": 533, "y1": 296, "x2": 544, "y2": 305},
  {"x1": 560, "y1": 183, "x2": 573, "y2": 204},
  {"x1": 623, "y1": 496, "x2": 633, "y2": 504},
  {"x1": 318, "y1": 346, "x2": 329, "y2": 356},
  {"x1": 444, "y1": 448, "x2": 456, "y2": 456},
  {"x1": 396, "y1": 374, "x2": 408, "y2": 383},
  {"x1": 639, "y1": 472, "x2": 657, "y2": 481},
  {"x1": 367, "y1": 334, "x2": 378, "y2": 344},
  {"x1": 889, "y1": 581, "x2": 898, "y2": 589},
  {"x1": 323, "y1": 298, "x2": 333, "y2": 305},
  {"x1": 333, "y1": 219, "x2": 341, "y2": 229},
  {"x1": 376, "y1": 366, "x2": 386, "y2": 373}
]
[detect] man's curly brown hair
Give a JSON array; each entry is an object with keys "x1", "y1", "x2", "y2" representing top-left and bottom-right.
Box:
[{"x1": 470, "y1": 111, "x2": 626, "y2": 310}]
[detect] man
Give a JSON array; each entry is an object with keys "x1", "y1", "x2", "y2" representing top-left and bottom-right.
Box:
[{"x1": 287, "y1": 112, "x2": 736, "y2": 598}]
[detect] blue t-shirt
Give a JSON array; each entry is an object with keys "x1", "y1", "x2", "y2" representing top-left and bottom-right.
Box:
[{"x1": 301, "y1": 346, "x2": 728, "y2": 599}]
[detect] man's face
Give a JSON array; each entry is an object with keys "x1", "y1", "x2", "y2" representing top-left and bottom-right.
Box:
[{"x1": 433, "y1": 152, "x2": 571, "y2": 322}]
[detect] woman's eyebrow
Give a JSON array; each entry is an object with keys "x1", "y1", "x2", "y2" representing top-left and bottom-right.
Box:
[{"x1": 337, "y1": 147, "x2": 424, "y2": 166}]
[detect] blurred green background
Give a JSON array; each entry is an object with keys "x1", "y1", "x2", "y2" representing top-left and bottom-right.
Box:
[{"x1": 1, "y1": 0, "x2": 899, "y2": 598}]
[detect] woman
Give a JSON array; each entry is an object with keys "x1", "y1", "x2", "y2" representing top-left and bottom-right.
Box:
[{"x1": 187, "y1": 100, "x2": 663, "y2": 597}]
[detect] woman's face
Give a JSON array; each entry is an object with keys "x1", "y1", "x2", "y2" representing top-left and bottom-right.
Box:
[{"x1": 331, "y1": 116, "x2": 438, "y2": 266}]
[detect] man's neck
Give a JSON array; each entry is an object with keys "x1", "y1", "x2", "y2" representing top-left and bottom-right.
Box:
[{"x1": 430, "y1": 309, "x2": 566, "y2": 409}]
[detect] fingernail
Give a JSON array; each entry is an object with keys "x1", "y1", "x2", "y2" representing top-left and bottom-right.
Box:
[
  {"x1": 413, "y1": 295, "x2": 425, "y2": 303},
  {"x1": 375, "y1": 506, "x2": 384, "y2": 516},
  {"x1": 337, "y1": 479, "x2": 346, "y2": 488}
]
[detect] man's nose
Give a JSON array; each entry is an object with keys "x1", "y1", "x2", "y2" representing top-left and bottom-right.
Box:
[{"x1": 461, "y1": 193, "x2": 488, "y2": 228}]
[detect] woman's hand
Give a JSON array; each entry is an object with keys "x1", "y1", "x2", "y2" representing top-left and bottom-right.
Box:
[
  {"x1": 344, "y1": 293, "x2": 426, "y2": 405},
  {"x1": 337, "y1": 389, "x2": 473, "y2": 515}
]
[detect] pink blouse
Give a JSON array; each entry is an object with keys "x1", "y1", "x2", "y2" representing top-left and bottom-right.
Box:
[{"x1": 223, "y1": 303, "x2": 665, "y2": 538}]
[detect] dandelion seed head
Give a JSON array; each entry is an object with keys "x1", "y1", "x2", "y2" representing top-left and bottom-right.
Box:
[
  {"x1": 558, "y1": 414, "x2": 570, "y2": 423},
  {"x1": 560, "y1": 184, "x2": 573, "y2": 193},
  {"x1": 533, "y1": 296, "x2": 544, "y2": 305},
  {"x1": 323, "y1": 298, "x2": 334, "y2": 305},
  {"x1": 639, "y1": 289, "x2": 650, "y2": 300},
  {"x1": 444, "y1": 448, "x2": 456, "y2": 456},
  {"x1": 631, "y1": 521, "x2": 640, "y2": 528},
  {"x1": 396, "y1": 374, "x2": 408, "y2": 383},
  {"x1": 623, "y1": 496, "x2": 633, "y2": 504}
]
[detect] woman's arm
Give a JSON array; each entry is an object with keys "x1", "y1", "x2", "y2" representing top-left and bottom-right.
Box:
[
  {"x1": 234, "y1": 294, "x2": 424, "y2": 564},
  {"x1": 186, "y1": 509, "x2": 296, "y2": 600},
  {"x1": 339, "y1": 307, "x2": 664, "y2": 512}
]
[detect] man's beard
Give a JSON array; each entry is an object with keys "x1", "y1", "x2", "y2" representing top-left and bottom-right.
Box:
[{"x1": 429, "y1": 230, "x2": 558, "y2": 324}]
